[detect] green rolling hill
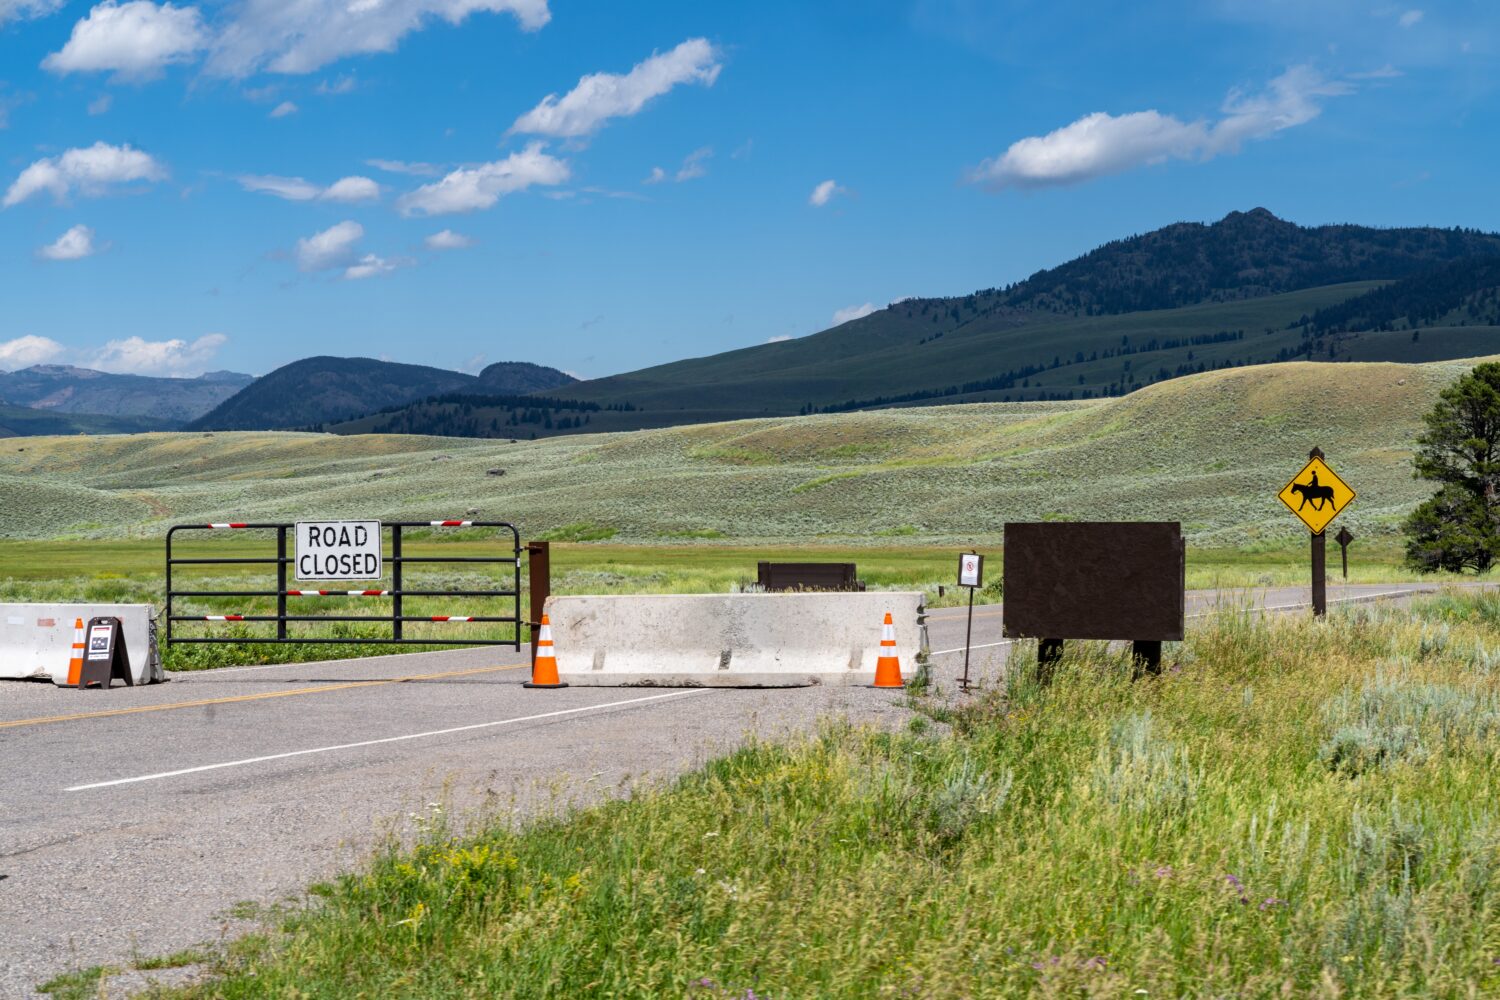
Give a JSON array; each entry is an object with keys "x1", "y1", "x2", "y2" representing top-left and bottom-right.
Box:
[{"x1": 2, "y1": 355, "x2": 1489, "y2": 547}]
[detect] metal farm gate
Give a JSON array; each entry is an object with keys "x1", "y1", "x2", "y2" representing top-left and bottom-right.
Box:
[{"x1": 165, "y1": 520, "x2": 522, "y2": 650}]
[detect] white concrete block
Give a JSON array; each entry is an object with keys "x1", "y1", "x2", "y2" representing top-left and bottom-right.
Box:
[
  {"x1": 0, "y1": 604, "x2": 165, "y2": 685},
  {"x1": 546, "y1": 592, "x2": 927, "y2": 687}
]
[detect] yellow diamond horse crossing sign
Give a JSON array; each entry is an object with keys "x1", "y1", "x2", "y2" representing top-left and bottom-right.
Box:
[{"x1": 1278, "y1": 456, "x2": 1355, "y2": 535}]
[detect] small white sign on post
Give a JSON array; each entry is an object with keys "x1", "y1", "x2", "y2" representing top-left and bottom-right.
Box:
[
  {"x1": 958, "y1": 552, "x2": 984, "y2": 589},
  {"x1": 295, "y1": 520, "x2": 382, "y2": 581}
]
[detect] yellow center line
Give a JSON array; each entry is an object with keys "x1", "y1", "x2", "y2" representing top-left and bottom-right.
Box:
[
  {"x1": 0, "y1": 661, "x2": 528, "y2": 730},
  {"x1": 928, "y1": 609, "x2": 1005, "y2": 622}
]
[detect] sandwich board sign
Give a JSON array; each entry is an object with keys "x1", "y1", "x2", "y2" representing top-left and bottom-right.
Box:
[
  {"x1": 1277, "y1": 456, "x2": 1355, "y2": 535},
  {"x1": 295, "y1": 520, "x2": 382, "y2": 581}
]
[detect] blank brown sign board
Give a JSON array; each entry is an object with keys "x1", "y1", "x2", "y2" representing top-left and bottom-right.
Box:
[{"x1": 1002, "y1": 522, "x2": 1185, "y2": 641}]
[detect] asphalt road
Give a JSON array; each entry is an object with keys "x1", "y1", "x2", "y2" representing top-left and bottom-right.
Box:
[{"x1": 0, "y1": 582, "x2": 1459, "y2": 996}]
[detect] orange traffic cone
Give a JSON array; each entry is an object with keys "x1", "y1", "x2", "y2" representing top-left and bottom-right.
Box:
[
  {"x1": 871, "y1": 612, "x2": 903, "y2": 688},
  {"x1": 524, "y1": 614, "x2": 568, "y2": 689},
  {"x1": 66, "y1": 617, "x2": 86, "y2": 687}
]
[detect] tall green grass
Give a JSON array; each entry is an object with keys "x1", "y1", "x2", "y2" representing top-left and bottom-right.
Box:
[{"x1": 134, "y1": 591, "x2": 1500, "y2": 998}]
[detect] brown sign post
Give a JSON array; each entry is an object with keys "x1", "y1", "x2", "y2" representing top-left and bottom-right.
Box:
[
  {"x1": 1336, "y1": 526, "x2": 1354, "y2": 581},
  {"x1": 526, "y1": 540, "x2": 551, "y2": 666},
  {"x1": 1277, "y1": 447, "x2": 1355, "y2": 617},
  {"x1": 1002, "y1": 522, "x2": 1185, "y2": 678}
]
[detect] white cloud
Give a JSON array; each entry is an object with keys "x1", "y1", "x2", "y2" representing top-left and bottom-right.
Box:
[
  {"x1": 88, "y1": 332, "x2": 227, "y2": 375},
  {"x1": 511, "y1": 37, "x2": 721, "y2": 138},
  {"x1": 3, "y1": 141, "x2": 166, "y2": 207},
  {"x1": 366, "y1": 158, "x2": 441, "y2": 176},
  {"x1": 395, "y1": 142, "x2": 568, "y2": 216},
  {"x1": 969, "y1": 66, "x2": 1352, "y2": 190},
  {"x1": 238, "y1": 174, "x2": 321, "y2": 200},
  {"x1": 425, "y1": 229, "x2": 474, "y2": 250},
  {"x1": 0, "y1": 0, "x2": 66, "y2": 25},
  {"x1": 316, "y1": 74, "x2": 356, "y2": 95},
  {"x1": 809, "y1": 179, "x2": 845, "y2": 206},
  {"x1": 295, "y1": 219, "x2": 363, "y2": 271},
  {"x1": 207, "y1": 0, "x2": 549, "y2": 77},
  {"x1": 675, "y1": 146, "x2": 712, "y2": 181},
  {"x1": 43, "y1": 1, "x2": 208, "y2": 81},
  {"x1": 38, "y1": 224, "x2": 102, "y2": 260},
  {"x1": 321, "y1": 175, "x2": 380, "y2": 202},
  {"x1": 269, "y1": 99, "x2": 297, "y2": 118},
  {"x1": 0, "y1": 334, "x2": 66, "y2": 370},
  {"x1": 766, "y1": 334, "x2": 793, "y2": 343},
  {"x1": 87, "y1": 93, "x2": 113, "y2": 114},
  {"x1": 344, "y1": 252, "x2": 405, "y2": 280},
  {"x1": 237, "y1": 173, "x2": 380, "y2": 202},
  {"x1": 832, "y1": 302, "x2": 877, "y2": 326},
  {"x1": 643, "y1": 165, "x2": 666, "y2": 185},
  {"x1": 1399, "y1": 9, "x2": 1423, "y2": 28},
  {"x1": 1349, "y1": 64, "x2": 1403, "y2": 79}
]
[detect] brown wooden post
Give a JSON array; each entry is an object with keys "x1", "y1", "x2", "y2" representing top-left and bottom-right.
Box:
[
  {"x1": 526, "y1": 540, "x2": 550, "y2": 665},
  {"x1": 1310, "y1": 446, "x2": 1326, "y2": 617},
  {"x1": 1132, "y1": 640, "x2": 1162, "y2": 677}
]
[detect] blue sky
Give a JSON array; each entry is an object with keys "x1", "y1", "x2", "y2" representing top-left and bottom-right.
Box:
[{"x1": 0, "y1": 0, "x2": 1495, "y2": 380}]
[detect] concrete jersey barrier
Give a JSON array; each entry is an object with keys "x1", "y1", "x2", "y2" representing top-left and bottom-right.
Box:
[
  {"x1": 545, "y1": 591, "x2": 927, "y2": 687},
  {"x1": 0, "y1": 604, "x2": 165, "y2": 686}
]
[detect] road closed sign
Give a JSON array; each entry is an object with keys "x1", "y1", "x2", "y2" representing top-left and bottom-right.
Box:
[{"x1": 295, "y1": 520, "x2": 382, "y2": 580}]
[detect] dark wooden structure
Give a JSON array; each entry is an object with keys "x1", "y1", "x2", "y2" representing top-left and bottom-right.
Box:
[
  {"x1": 756, "y1": 562, "x2": 864, "y2": 592},
  {"x1": 1002, "y1": 521, "x2": 1185, "y2": 675}
]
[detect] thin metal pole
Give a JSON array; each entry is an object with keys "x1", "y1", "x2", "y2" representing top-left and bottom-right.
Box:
[
  {"x1": 165, "y1": 530, "x2": 173, "y2": 646},
  {"x1": 961, "y1": 585, "x2": 975, "y2": 691},
  {"x1": 276, "y1": 527, "x2": 288, "y2": 641},
  {"x1": 392, "y1": 525, "x2": 403, "y2": 641}
]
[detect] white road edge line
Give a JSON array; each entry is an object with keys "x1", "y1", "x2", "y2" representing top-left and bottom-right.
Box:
[
  {"x1": 64, "y1": 689, "x2": 711, "y2": 792},
  {"x1": 927, "y1": 589, "x2": 1419, "y2": 657}
]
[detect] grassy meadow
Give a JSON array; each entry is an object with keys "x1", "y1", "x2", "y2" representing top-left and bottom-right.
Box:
[
  {"x1": 4, "y1": 356, "x2": 1496, "y2": 669},
  {"x1": 100, "y1": 589, "x2": 1500, "y2": 998},
  {"x1": 2, "y1": 357, "x2": 1492, "y2": 551}
]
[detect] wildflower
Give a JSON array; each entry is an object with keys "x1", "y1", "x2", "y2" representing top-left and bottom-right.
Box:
[
  {"x1": 1259, "y1": 897, "x2": 1285, "y2": 911},
  {"x1": 1154, "y1": 865, "x2": 1173, "y2": 879}
]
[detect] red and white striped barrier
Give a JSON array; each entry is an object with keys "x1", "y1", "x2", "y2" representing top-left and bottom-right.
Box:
[
  {"x1": 285, "y1": 589, "x2": 391, "y2": 596},
  {"x1": 205, "y1": 522, "x2": 249, "y2": 529},
  {"x1": 428, "y1": 616, "x2": 476, "y2": 622},
  {"x1": 429, "y1": 520, "x2": 473, "y2": 527},
  {"x1": 204, "y1": 615, "x2": 246, "y2": 621}
]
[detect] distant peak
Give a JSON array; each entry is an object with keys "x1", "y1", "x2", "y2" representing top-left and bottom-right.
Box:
[
  {"x1": 1219, "y1": 207, "x2": 1286, "y2": 226},
  {"x1": 23, "y1": 364, "x2": 100, "y2": 377}
]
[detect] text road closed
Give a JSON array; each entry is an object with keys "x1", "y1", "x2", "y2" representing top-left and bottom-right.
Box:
[{"x1": 295, "y1": 520, "x2": 382, "y2": 580}]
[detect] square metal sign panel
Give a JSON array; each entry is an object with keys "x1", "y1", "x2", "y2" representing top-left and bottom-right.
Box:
[
  {"x1": 295, "y1": 520, "x2": 382, "y2": 581},
  {"x1": 1278, "y1": 457, "x2": 1355, "y2": 535}
]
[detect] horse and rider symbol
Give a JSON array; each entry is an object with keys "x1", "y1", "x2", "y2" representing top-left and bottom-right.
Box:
[
  {"x1": 1290, "y1": 469, "x2": 1337, "y2": 511},
  {"x1": 1278, "y1": 456, "x2": 1354, "y2": 533}
]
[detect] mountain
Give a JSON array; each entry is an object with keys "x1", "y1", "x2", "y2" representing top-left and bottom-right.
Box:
[
  {"x1": 0, "y1": 365, "x2": 254, "y2": 423},
  {"x1": 994, "y1": 208, "x2": 1500, "y2": 315},
  {"x1": 537, "y1": 210, "x2": 1500, "y2": 430},
  {"x1": 476, "y1": 361, "x2": 577, "y2": 394},
  {"x1": 189, "y1": 356, "x2": 575, "y2": 431},
  {"x1": 0, "y1": 400, "x2": 175, "y2": 437}
]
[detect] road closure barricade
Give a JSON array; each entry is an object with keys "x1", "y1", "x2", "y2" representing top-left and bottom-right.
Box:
[
  {"x1": 0, "y1": 604, "x2": 164, "y2": 686},
  {"x1": 543, "y1": 592, "x2": 927, "y2": 687}
]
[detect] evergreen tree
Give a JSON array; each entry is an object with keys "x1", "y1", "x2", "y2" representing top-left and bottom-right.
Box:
[{"x1": 1404, "y1": 362, "x2": 1500, "y2": 572}]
